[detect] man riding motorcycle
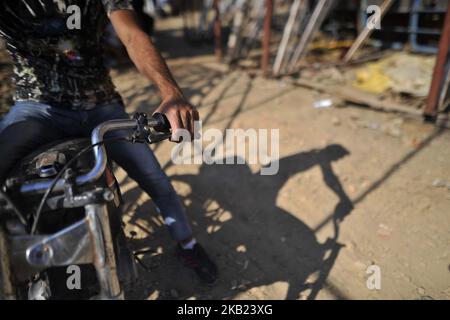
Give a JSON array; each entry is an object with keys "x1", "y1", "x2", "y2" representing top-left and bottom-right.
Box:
[{"x1": 0, "y1": 0, "x2": 217, "y2": 284}]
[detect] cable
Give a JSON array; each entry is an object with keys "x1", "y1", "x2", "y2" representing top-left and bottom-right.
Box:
[
  {"x1": 0, "y1": 190, "x2": 27, "y2": 226},
  {"x1": 31, "y1": 136, "x2": 129, "y2": 235}
]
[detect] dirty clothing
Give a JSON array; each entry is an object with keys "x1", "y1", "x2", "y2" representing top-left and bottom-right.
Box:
[
  {"x1": 0, "y1": 0, "x2": 133, "y2": 110},
  {"x1": 0, "y1": 0, "x2": 193, "y2": 242}
]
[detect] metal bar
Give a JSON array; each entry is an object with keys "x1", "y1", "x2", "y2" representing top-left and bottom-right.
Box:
[
  {"x1": 262, "y1": 0, "x2": 273, "y2": 76},
  {"x1": 286, "y1": 0, "x2": 335, "y2": 73},
  {"x1": 86, "y1": 204, "x2": 123, "y2": 300},
  {"x1": 409, "y1": 0, "x2": 421, "y2": 51},
  {"x1": 241, "y1": 1, "x2": 266, "y2": 59},
  {"x1": 438, "y1": 61, "x2": 450, "y2": 110},
  {"x1": 9, "y1": 218, "x2": 93, "y2": 281},
  {"x1": 199, "y1": 0, "x2": 214, "y2": 35},
  {"x1": 213, "y1": 0, "x2": 222, "y2": 60},
  {"x1": 226, "y1": 0, "x2": 250, "y2": 63},
  {"x1": 282, "y1": 0, "x2": 310, "y2": 73},
  {"x1": 343, "y1": 0, "x2": 395, "y2": 63},
  {"x1": 424, "y1": 4, "x2": 450, "y2": 118},
  {"x1": 273, "y1": 0, "x2": 303, "y2": 76}
]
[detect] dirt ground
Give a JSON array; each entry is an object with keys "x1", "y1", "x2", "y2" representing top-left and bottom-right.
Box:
[
  {"x1": 0, "y1": 17, "x2": 448, "y2": 300},
  {"x1": 108, "y1": 18, "x2": 450, "y2": 300}
]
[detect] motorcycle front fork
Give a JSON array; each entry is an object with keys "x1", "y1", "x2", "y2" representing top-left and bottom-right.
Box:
[{"x1": 85, "y1": 204, "x2": 123, "y2": 300}]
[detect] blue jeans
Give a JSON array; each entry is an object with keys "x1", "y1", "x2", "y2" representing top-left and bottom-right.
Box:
[{"x1": 0, "y1": 101, "x2": 192, "y2": 242}]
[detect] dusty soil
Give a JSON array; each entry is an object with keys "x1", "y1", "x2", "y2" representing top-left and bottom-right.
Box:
[{"x1": 109, "y1": 18, "x2": 450, "y2": 300}]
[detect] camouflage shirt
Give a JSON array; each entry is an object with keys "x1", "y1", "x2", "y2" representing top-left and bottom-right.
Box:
[{"x1": 0, "y1": 0, "x2": 134, "y2": 110}]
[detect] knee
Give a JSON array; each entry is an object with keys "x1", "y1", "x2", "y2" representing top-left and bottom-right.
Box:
[{"x1": 138, "y1": 169, "x2": 175, "y2": 198}]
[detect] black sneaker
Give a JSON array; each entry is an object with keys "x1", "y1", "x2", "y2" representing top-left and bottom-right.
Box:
[{"x1": 177, "y1": 243, "x2": 218, "y2": 284}]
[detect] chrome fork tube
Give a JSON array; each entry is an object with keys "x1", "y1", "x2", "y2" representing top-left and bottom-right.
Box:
[{"x1": 85, "y1": 204, "x2": 123, "y2": 300}]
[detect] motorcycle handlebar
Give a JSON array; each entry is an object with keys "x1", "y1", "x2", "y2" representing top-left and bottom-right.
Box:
[{"x1": 18, "y1": 113, "x2": 171, "y2": 195}]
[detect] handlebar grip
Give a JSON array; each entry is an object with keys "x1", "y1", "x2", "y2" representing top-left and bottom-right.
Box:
[{"x1": 152, "y1": 113, "x2": 171, "y2": 133}]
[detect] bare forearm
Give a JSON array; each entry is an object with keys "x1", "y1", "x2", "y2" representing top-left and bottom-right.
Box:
[
  {"x1": 126, "y1": 30, "x2": 183, "y2": 101},
  {"x1": 110, "y1": 10, "x2": 199, "y2": 139},
  {"x1": 110, "y1": 11, "x2": 183, "y2": 101}
]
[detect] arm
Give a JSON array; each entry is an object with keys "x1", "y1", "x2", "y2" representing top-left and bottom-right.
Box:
[{"x1": 109, "y1": 10, "x2": 199, "y2": 140}]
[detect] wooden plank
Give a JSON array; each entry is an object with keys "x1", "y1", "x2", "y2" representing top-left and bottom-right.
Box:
[
  {"x1": 273, "y1": 0, "x2": 303, "y2": 76},
  {"x1": 437, "y1": 114, "x2": 450, "y2": 129},
  {"x1": 292, "y1": 79, "x2": 423, "y2": 117},
  {"x1": 343, "y1": 0, "x2": 395, "y2": 63},
  {"x1": 286, "y1": 0, "x2": 335, "y2": 73},
  {"x1": 227, "y1": 0, "x2": 251, "y2": 63}
]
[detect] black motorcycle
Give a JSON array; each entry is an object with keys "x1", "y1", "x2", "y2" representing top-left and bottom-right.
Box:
[{"x1": 0, "y1": 113, "x2": 171, "y2": 300}]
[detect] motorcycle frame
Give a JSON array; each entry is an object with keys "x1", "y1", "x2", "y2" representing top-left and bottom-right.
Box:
[
  {"x1": 2, "y1": 114, "x2": 167, "y2": 300},
  {"x1": 6, "y1": 191, "x2": 123, "y2": 299}
]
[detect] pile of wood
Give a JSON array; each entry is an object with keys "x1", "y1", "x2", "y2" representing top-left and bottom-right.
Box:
[{"x1": 181, "y1": 0, "x2": 450, "y2": 122}]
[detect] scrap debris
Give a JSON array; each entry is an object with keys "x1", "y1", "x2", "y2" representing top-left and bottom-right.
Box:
[{"x1": 352, "y1": 53, "x2": 436, "y2": 97}]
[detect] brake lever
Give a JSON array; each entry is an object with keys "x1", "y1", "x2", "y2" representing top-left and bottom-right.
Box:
[
  {"x1": 147, "y1": 132, "x2": 172, "y2": 144},
  {"x1": 131, "y1": 113, "x2": 151, "y2": 143},
  {"x1": 132, "y1": 113, "x2": 171, "y2": 144}
]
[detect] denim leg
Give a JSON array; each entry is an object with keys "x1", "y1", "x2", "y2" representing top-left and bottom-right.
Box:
[
  {"x1": 107, "y1": 135, "x2": 193, "y2": 242},
  {"x1": 0, "y1": 102, "x2": 68, "y2": 182},
  {"x1": 85, "y1": 104, "x2": 193, "y2": 242},
  {"x1": 0, "y1": 101, "x2": 52, "y2": 133},
  {"x1": 0, "y1": 101, "x2": 84, "y2": 136}
]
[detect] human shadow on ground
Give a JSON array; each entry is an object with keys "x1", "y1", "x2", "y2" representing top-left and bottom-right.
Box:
[{"x1": 123, "y1": 144, "x2": 353, "y2": 300}]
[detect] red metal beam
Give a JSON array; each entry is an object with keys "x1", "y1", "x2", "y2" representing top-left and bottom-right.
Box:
[
  {"x1": 424, "y1": 4, "x2": 450, "y2": 119},
  {"x1": 262, "y1": 0, "x2": 273, "y2": 76}
]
